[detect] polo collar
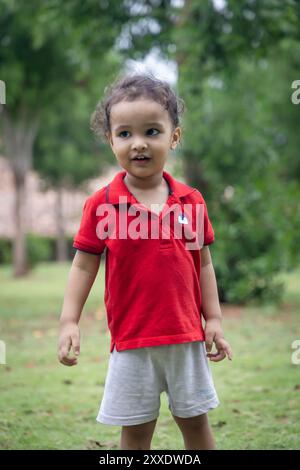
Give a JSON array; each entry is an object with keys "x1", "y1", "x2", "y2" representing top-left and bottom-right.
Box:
[{"x1": 105, "y1": 170, "x2": 194, "y2": 205}]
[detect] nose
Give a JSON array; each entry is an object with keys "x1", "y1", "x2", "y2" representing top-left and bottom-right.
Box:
[{"x1": 131, "y1": 136, "x2": 147, "y2": 152}]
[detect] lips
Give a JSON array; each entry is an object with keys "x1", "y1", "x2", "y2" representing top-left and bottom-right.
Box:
[{"x1": 131, "y1": 155, "x2": 151, "y2": 161}]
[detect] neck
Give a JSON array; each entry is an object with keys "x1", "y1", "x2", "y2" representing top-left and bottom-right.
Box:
[{"x1": 124, "y1": 171, "x2": 165, "y2": 191}]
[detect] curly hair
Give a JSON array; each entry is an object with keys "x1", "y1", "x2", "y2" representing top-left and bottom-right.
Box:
[{"x1": 90, "y1": 71, "x2": 186, "y2": 144}]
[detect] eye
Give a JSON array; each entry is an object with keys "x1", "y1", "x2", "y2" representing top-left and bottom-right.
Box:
[
  {"x1": 147, "y1": 128, "x2": 160, "y2": 136},
  {"x1": 117, "y1": 128, "x2": 160, "y2": 138},
  {"x1": 118, "y1": 130, "x2": 130, "y2": 138}
]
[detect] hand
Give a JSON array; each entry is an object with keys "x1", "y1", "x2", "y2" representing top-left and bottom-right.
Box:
[
  {"x1": 58, "y1": 322, "x2": 80, "y2": 366},
  {"x1": 205, "y1": 319, "x2": 233, "y2": 362}
]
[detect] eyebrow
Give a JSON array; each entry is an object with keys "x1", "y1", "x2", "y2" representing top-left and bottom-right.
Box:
[{"x1": 114, "y1": 122, "x2": 164, "y2": 132}]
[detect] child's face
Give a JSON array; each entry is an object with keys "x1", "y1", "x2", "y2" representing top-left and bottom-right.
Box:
[{"x1": 107, "y1": 98, "x2": 181, "y2": 179}]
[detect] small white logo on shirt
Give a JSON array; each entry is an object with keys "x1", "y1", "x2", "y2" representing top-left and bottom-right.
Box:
[{"x1": 178, "y1": 214, "x2": 188, "y2": 224}]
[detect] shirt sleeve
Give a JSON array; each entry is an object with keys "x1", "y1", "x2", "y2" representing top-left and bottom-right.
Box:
[
  {"x1": 202, "y1": 198, "x2": 215, "y2": 246},
  {"x1": 193, "y1": 190, "x2": 215, "y2": 246},
  {"x1": 73, "y1": 195, "x2": 106, "y2": 255}
]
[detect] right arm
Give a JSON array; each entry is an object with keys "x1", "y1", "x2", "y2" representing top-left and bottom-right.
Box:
[{"x1": 58, "y1": 250, "x2": 101, "y2": 366}]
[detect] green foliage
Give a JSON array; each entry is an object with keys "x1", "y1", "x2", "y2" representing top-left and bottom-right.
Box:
[
  {"x1": 33, "y1": 49, "x2": 122, "y2": 188},
  {"x1": 0, "y1": 235, "x2": 77, "y2": 267},
  {"x1": 0, "y1": 0, "x2": 128, "y2": 185},
  {"x1": 0, "y1": 0, "x2": 131, "y2": 112},
  {"x1": 0, "y1": 236, "x2": 53, "y2": 266},
  {"x1": 0, "y1": 239, "x2": 12, "y2": 264},
  {"x1": 26, "y1": 234, "x2": 54, "y2": 268},
  {"x1": 193, "y1": 56, "x2": 300, "y2": 303},
  {"x1": 0, "y1": 1, "x2": 76, "y2": 112},
  {"x1": 174, "y1": 1, "x2": 300, "y2": 303}
]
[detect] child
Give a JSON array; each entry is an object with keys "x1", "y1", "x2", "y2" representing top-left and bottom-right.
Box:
[{"x1": 58, "y1": 72, "x2": 233, "y2": 451}]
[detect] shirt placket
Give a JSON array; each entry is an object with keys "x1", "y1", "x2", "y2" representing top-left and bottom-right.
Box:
[{"x1": 128, "y1": 192, "x2": 185, "y2": 249}]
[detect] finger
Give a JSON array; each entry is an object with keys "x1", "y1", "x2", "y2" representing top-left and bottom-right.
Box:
[
  {"x1": 215, "y1": 338, "x2": 233, "y2": 361},
  {"x1": 59, "y1": 348, "x2": 78, "y2": 366},
  {"x1": 207, "y1": 350, "x2": 226, "y2": 362},
  {"x1": 58, "y1": 349, "x2": 75, "y2": 365},
  {"x1": 218, "y1": 341, "x2": 233, "y2": 361},
  {"x1": 225, "y1": 344, "x2": 233, "y2": 360},
  {"x1": 59, "y1": 337, "x2": 71, "y2": 357},
  {"x1": 58, "y1": 350, "x2": 77, "y2": 365},
  {"x1": 60, "y1": 356, "x2": 78, "y2": 367},
  {"x1": 71, "y1": 334, "x2": 80, "y2": 357},
  {"x1": 58, "y1": 338, "x2": 77, "y2": 366},
  {"x1": 59, "y1": 344, "x2": 71, "y2": 363},
  {"x1": 208, "y1": 354, "x2": 225, "y2": 362},
  {"x1": 206, "y1": 352, "x2": 222, "y2": 358}
]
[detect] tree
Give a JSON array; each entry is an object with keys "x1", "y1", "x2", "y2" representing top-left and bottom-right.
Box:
[
  {"x1": 0, "y1": 0, "x2": 131, "y2": 276},
  {"x1": 33, "y1": 51, "x2": 121, "y2": 261},
  {"x1": 170, "y1": 0, "x2": 300, "y2": 302}
]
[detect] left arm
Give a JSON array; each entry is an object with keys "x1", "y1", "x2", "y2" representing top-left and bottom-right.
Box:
[{"x1": 200, "y1": 246, "x2": 233, "y2": 362}]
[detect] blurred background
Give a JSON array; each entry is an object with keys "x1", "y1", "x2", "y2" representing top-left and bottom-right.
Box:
[{"x1": 0, "y1": 0, "x2": 299, "y2": 450}]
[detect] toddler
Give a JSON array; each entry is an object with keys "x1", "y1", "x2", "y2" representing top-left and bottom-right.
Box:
[{"x1": 58, "y1": 72, "x2": 232, "y2": 450}]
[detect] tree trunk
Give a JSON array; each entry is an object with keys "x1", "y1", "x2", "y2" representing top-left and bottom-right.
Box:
[
  {"x1": 12, "y1": 173, "x2": 28, "y2": 276},
  {"x1": 173, "y1": 0, "x2": 210, "y2": 193},
  {"x1": 1, "y1": 105, "x2": 39, "y2": 277},
  {"x1": 182, "y1": 155, "x2": 209, "y2": 193},
  {"x1": 55, "y1": 184, "x2": 68, "y2": 262}
]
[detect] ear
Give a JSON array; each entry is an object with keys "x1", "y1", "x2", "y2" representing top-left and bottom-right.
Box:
[{"x1": 170, "y1": 126, "x2": 181, "y2": 150}]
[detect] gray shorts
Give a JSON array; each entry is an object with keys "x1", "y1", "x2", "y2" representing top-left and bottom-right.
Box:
[{"x1": 96, "y1": 341, "x2": 220, "y2": 426}]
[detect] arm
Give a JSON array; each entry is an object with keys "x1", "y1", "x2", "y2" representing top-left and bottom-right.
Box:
[
  {"x1": 200, "y1": 246, "x2": 233, "y2": 362},
  {"x1": 58, "y1": 250, "x2": 101, "y2": 366}
]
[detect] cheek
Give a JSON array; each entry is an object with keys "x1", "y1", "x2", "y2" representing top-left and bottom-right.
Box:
[
  {"x1": 150, "y1": 140, "x2": 164, "y2": 151},
  {"x1": 114, "y1": 142, "x2": 127, "y2": 154}
]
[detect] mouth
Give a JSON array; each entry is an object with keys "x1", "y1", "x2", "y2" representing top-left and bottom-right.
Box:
[
  {"x1": 131, "y1": 155, "x2": 151, "y2": 165},
  {"x1": 131, "y1": 155, "x2": 151, "y2": 161}
]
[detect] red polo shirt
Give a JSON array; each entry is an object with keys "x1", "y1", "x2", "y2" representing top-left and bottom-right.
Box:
[{"x1": 73, "y1": 170, "x2": 214, "y2": 353}]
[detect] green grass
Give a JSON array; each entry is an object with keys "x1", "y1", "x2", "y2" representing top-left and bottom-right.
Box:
[{"x1": 0, "y1": 262, "x2": 299, "y2": 450}]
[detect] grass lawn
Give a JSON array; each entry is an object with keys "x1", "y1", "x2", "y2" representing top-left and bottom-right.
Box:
[{"x1": 0, "y1": 261, "x2": 299, "y2": 450}]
